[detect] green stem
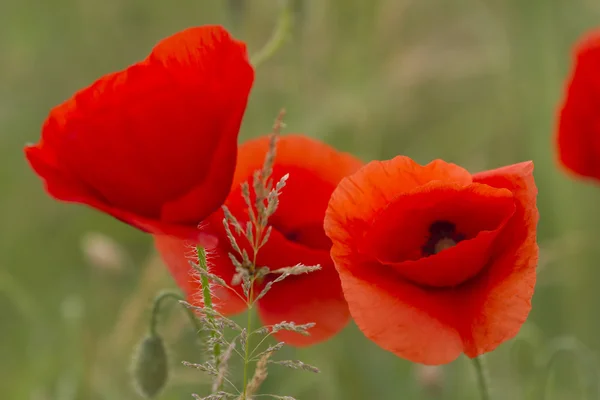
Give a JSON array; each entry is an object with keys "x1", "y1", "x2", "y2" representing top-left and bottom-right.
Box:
[
  {"x1": 149, "y1": 290, "x2": 201, "y2": 336},
  {"x1": 241, "y1": 282, "x2": 255, "y2": 399},
  {"x1": 472, "y1": 356, "x2": 492, "y2": 400},
  {"x1": 196, "y1": 246, "x2": 221, "y2": 367},
  {"x1": 196, "y1": 246, "x2": 214, "y2": 312},
  {"x1": 250, "y1": 0, "x2": 293, "y2": 68}
]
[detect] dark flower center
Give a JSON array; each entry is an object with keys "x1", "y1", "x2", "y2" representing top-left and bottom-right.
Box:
[{"x1": 422, "y1": 221, "x2": 466, "y2": 257}]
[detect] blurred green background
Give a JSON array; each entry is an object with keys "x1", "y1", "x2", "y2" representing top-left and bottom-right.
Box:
[{"x1": 2, "y1": 0, "x2": 600, "y2": 399}]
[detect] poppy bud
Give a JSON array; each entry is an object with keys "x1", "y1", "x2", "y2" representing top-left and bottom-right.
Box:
[{"x1": 131, "y1": 334, "x2": 169, "y2": 399}]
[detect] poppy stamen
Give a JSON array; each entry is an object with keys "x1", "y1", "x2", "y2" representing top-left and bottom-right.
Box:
[
  {"x1": 422, "y1": 220, "x2": 465, "y2": 256},
  {"x1": 434, "y1": 237, "x2": 457, "y2": 254}
]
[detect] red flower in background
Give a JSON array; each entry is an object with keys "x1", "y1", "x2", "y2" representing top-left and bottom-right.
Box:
[
  {"x1": 556, "y1": 29, "x2": 600, "y2": 180},
  {"x1": 156, "y1": 134, "x2": 363, "y2": 346},
  {"x1": 25, "y1": 26, "x2": 254, "y2": 246},
  {"x1": 324, "y1": 156, "x2": 538, "y2": 365}
]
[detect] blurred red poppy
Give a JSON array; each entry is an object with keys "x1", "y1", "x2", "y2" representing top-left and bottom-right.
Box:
[
  {"x1": 155, "y1": 134, "x2": 363, "y2": 346},
  {"x1": 324, "y1": 156, "x2": 538, "y2": 365},
  {"x1": 556, "y1": 29, "x2": 600, "y2": 180},
  {"x1": 25, "y1": 26, "x2": 254, "y2": 247}
]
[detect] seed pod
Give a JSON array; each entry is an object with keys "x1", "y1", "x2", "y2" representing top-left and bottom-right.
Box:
[{"x1": 131, "y1": 334, "x2": 169, "y2": 398}]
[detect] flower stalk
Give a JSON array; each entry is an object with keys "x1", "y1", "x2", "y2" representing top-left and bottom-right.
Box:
[
  {"x1": 195, "y1": 246, "x2": 222, "y2": 369},
  {"x1": 250, "y1": 0, "x2": 294, "y2": 68},
  {"x1": 149, "y1": 290, "x2": 201, "y2": 336},
  {"x1": 472, "y1": 356, "x2": 491, "y2": 400},
  {"x1": 241, "y1": 281, "x2": 255, "y2": 399}
]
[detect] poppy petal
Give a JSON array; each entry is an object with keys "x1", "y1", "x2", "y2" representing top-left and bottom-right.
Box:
[
  {"x1": 556, "y1": 29, "x2": 600, "y2": 180},
  {"x1": 229, "y1": 135, "x2": 358, "y2": 345},
  {"x1": 336, "y1": 264, "x2": 465, "y2": 364},
  {"x1": 25, "y1": 144, "x2": 101, "y2": 206},
  {"x1": 364, "y1": 182, "x2": 516, "y2": 287},
  {"x1": 248, "y1": 225, "x2": 350, "y2": 346},
  {"x1": 464, "y1": 161, "x2": 538, "y2": 356},
  {"x1": 325, "y1": 156, "x2": 473, "y2": 268},
  {"x1": 26, "y1": 25, "x2": 253, "y2": 238},
  {"x1": 26, "y1": 146, "x2": 217, "y2": 246},
  {"x1": 230, "y1": 134, "x2": 364, "y2": 234}
]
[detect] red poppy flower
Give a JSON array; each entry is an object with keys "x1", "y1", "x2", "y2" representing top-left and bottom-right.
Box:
[
  {"x1": 556, "y1": 29, "x2": 600, "y2": 180},
  {"x1": 324, "y1": 156, "x2": 538, "y2": 365},
  {"x1": 155, "y1": 134, "x2": 363, "y2": 346},
  {"x1": 25, "y1": 26, "x2": 254, "y2": 246}
]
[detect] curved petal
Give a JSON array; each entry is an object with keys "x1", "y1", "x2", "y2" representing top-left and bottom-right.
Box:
[
  {"x1": 324, "y1": 159, "x2": 466, "y2": 364},
  {"x1": 27, "y1": 25, "x2": 253, "y2": 231},
  {"x1": 257, "y1": 277, "x2": 350, "y2": 347},
  {"x1": 325, "y1": 156, "x2": 473, "y2": 269},
  {"x1": 233, "y1": 134, "x2": 363, "y2": 187},
  {"x1": 200, "y1": 207, "x2": 350, "y2": 346},
  {"x1": 26, "y1": 145, "x2": 217, "y2": 247},
  {"x1": 154, "y1": 234, "x2": 246, "y2": 315},
  {"x1": 195, "y1": 134, "x2": 360, "y2": 346},
  {"x1": 556, "y1": 29, "x2": 600, "y2": 180},
  {"x1": 325, "y1": 156, "x2": 472, "y2": 253},
  {"x1": 336, "y1": 263, "x2": 464, "y2": 365},
  {"x1": 230, "y1": 134, "x2": 363, "y2": 235},
  {"x1": 160, "y1": 125, "x2": 238, "y2": 224},
  {"x1": 253, "y1": 226, "x2": 350, "y2": 346},
  {"x1": 364, "y1": 182, "x2": 516, "y2": 287},
  {"x1": 25, "y1": 144, "x2": 103, "y2": 205},
  {"x1": 465, "y1": 161, "x2": 539, "y2": 357}
]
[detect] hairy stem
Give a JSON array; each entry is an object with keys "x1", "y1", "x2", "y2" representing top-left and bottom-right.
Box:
[
  {"x1": 241, "y1": 282, "x2": 255, "y2": 399},
  {"x1": 472, "y1": 356, "x2": 492, "y2": 400},
  {"x1": 196, "y1": 246, "x2": 222, "y2": 371}
]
